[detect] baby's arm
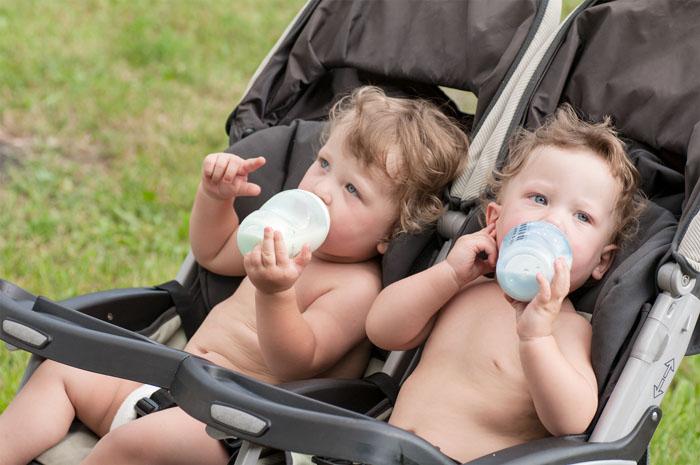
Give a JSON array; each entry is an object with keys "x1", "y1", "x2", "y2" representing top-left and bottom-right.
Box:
[
  {"x1": 514, "y1": 259, "x2": 598, "y2": 435},
  {"x1": 189, "y1": 153, "x2": 265, "y2": 276},
  {"x1": 366, "y1": 224, "x2": 497, "y2": 350},
  {"x1": 245, "y1": 230, "x2": 379, "y2": 381}
]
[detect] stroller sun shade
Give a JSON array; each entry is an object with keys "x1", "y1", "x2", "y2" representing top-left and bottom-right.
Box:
[{"x1": 227, "y1": 0, "x2": 548, "y2": 143}]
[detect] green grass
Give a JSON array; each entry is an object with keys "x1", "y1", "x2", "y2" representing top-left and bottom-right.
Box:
[
  {"x1": 0, "y1": 1, "x2": 698, "y2": 464},
  {"x1": 0, "y1": 0, "x2": 305, "y2": 402}
]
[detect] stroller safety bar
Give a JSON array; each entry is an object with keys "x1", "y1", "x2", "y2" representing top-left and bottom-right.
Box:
[
  {"x1": 176, "y1": 353, "x2": 661, "y2": 465},
  {"x1": 0, "y1": 281, "x2": 665, "y2": 465},
  {"x1": 0, "y1": 292, "x2": 187, "y2": 389},
  {"x1": 171, "y1": 357, "x2": 456, "y2": 465},
  {"x1": 465, "y1": 407, "x2": 659, "y2": 465}
]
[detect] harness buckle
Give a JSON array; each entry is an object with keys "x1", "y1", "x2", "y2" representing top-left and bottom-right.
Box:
[{"x1": 135, "y1": 397, "x2": 160, "y2": 418}]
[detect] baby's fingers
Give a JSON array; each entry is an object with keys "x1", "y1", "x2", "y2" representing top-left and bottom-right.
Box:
[
  {"x1": 273, "y1": 230, "x2": 290, "y2": 266},
  {"x1": 471, "y1": 233, "x2": 498, "y2": 269},
  {"x1": 481, "y1": 236, "x2": 498, "y2": 268},
  {"x1": 239, "y1": 156, "x2": 266, "y2": 175},
  {"x1": 210, "y1": 155, "x2": 230, "y2": 183},
  {"x1": 223, "y1": 158, "x2": 240, "y2": 183},
  {"x1": 243, "y1": 245, "x2": 262, "y2": 270},
  {"x1": 261, "y1": 227, "x2": 276, "y2": 266},
  {"x1": 535, "y1": 273, "x2": 552, "y2": 302},
  {"x1": 550, "y1": 257, "x2": 571, "y2": 301},
  {"x1": 234, "y1": 180, "x2": 262, "y2": 197},
  {"x1": 203, "y1": 153, "x2": 221, "y2": 178}
]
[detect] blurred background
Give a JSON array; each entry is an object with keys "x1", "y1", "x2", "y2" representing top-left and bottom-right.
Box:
[{"x1": 0, "y1": 1, "x2": 696, "y2": 463}]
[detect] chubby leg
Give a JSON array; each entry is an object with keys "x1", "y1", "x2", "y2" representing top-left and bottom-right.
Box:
[
  {"x1": 0, "y1": 359, "x2": 140, "y2": 465},
  {"x1": 82, "y1": 406, "x2": 230, "y2": 465}
]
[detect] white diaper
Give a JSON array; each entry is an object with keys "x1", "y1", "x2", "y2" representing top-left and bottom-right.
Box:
[{"x1": 109, "y1": 384, "x2": 161, "y2": 431}]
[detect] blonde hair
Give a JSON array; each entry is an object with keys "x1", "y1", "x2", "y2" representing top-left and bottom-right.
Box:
[
  {"x1": 327, "y1": 86, "x2": 468, "y2": 237},
  {"x1": 483, "y1": 104, "x2": 646, "y2": 247}
]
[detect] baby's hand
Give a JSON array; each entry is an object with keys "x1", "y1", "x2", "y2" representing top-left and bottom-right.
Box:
[
  {"x1": 201, "y1": 153, "x2": 266, "y2": 201},
  {"x1": 445, "y1": 223, "x2": 498, "y2": 288},
  {"x1": 510, "y1": 257, "x2": 571, "y2": 339},
  {"x1": 244, "y1": 227, "x2": 312, "y2": 294}
]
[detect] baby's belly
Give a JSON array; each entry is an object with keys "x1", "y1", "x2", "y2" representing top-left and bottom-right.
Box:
[
  {"x1": 389, "y1": 282, "x2": 549, "y2": 462},
  {"x1": 391, "y1": 365, "x2": 548, "y2": 462},
  {"x1": 184, "y1": 281, "x2": 280, "y2": 384}
]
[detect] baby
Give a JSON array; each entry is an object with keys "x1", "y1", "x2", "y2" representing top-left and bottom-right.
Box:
[
  {"x1": 366, "y1": 105, "x2": 646, "y2": 463},
  {"x1": 0, "y1": 86, "x2": 468, "y2": 465}
]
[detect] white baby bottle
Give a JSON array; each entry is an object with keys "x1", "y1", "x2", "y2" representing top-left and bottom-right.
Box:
[
  {"x1": 236, "y1": 189, "x2": 331, "y2": 258},
  {"x1": 495, "y1": 221, "x2": 573, "y2": 301}
]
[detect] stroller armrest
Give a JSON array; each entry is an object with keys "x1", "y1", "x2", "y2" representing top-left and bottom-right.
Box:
[
  {"x1": 0, "y1": 278, "x2": 175, "y2": 332},
  {"x1": 59, "y1": 287, "x2": 174, "y2": 331},
  {"x1": 171, "y1": 356, "x2": 456, "y2": 465},
  {"x1": 0, "y1": 292, "x2": 187, "y2": 388}
]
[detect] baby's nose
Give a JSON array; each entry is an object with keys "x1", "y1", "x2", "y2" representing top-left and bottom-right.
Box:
[
  {"x1": 543, "y1": 215, "x2": 565, "y2": 233},
  {"x1": 312, "y1": 185, "x2": 332, "y2": 205}
]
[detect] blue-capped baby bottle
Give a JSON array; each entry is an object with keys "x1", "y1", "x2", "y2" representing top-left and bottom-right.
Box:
[
  {"x1": 237, "y1": 189, "x2": 331, "y2": 257},
  {"x1": 495, "y1": 221, "x2": 573, "y2": 301}
]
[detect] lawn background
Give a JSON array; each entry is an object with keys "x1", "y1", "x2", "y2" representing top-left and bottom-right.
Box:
[{"x1": 0, "y1": 1, "x2": 697, "y2": 463}]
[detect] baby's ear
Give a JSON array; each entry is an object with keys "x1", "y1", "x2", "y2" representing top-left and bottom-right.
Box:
[
  {"x1": 377, "y1": 240, "x2": 389, "y2": 255},
  {"x1": 485, "y1": 202, "x2": 501, "y2": 226},
  {"x1": 591, "y1": 244, "x2": 618, "y2": 280}
]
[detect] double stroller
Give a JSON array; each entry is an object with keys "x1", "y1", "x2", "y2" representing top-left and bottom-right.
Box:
[{"x1": 1, "y1": 0, "x2": 699, "y2": 464}]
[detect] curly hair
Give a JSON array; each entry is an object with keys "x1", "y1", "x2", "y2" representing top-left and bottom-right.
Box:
[
  {"x1": 327, "y1": 86, "x2": 468, "y2": 237},
  {"x1": 483, "y1": 104, "x2": 646, "y2": 247}
]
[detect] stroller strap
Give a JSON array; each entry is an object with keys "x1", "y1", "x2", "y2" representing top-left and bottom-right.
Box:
[
  {"x1": 155, "y1": 280, "x2": 204, "y2": 340},
  {"x1": 135, "y1": 387, "x2": 177, "y2": 418},
  {"x1": 363, "y1": 372, "x2": 399, "y2": 407}
]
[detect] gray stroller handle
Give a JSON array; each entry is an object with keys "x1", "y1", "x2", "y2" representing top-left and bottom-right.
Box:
[
  {"x1": 0, "y1": 291, "x2": 663, "y2": 465},
  {"x1": 0, "y1": 293, "x2": 186, "y2": 388}
]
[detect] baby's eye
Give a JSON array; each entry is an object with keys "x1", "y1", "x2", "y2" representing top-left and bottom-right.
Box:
[
  {"x1": 529, "y1": 194, "x2": 547, "y2": 205},
  {"x1": 345, "y1": 183, "x2": 359, "y2": 196},
  {"x1": 575, "y1": 212, "x2": 591, "y2": 223},
  {"x1": 318, "y1": 157, "x2": 329, "y2": 169}
]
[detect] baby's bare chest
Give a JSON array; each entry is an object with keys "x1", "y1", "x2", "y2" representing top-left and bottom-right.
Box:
[{"x1": 424, "y1": 282, "x2": 524, "y2": 376}]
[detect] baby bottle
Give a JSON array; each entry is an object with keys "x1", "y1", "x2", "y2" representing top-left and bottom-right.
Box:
[
  {"x1": 495, "y1": 221, "x2": 573, "y2": 301},
  {"x1": 237, "y1": 189, "x2": 331, "y2": 258}
]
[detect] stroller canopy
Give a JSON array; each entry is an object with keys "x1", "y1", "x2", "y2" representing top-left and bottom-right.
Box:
[{"x1": 226, "y1": 0, "x2": 550, "y2": 143}]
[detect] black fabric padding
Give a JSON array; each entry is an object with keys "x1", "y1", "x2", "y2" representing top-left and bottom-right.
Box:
[
  {"x1": 527, "y1": 0, "x2": 700, "y2": 175},
  {"x1": 382, "y1": 227, "x2": 443, "y2": 289},
  {"x1": 363, "y1": 372, "x2": 400, "y2": 407},
  {"x1": 228, "y1": 0, "x2": 541, "y2": 142},
  {"x1": 572, "y1": 203, "x2": 676, "y2": 393},
  {"x1": 626, "y1": 141, "x2": 684, "y2": 219},
  {"x1": 154, "y1": 280, "x2": 203, "y2": 340}
]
